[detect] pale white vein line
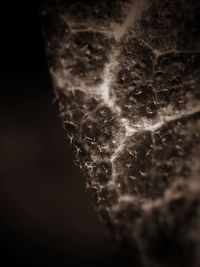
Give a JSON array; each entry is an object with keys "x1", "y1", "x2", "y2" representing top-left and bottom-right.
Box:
[
  {"x1": 146, "y1": 105, "x2": 200, "y2": 132},
  {"x1": 71, "y1": 28, "x2": 114, "y2": 38},
  {"x1": 98, "y1": 56, "x2": 117, "y2": 108},
  {"x1": 114, "y1": 0, "x2": 149, "y2": 42}
]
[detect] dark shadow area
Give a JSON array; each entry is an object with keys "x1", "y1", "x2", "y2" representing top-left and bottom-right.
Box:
[{"x1": 0, "y1": 1, "x2": 130, "y2": 266}]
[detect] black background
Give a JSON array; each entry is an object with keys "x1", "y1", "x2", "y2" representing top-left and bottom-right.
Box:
[{"x1": 0, "y1": 1, "x2": 128, "y2": 266}]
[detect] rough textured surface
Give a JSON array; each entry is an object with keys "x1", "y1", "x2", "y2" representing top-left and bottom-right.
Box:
[{"x1": 42, "y1": 1, "x2": 200, "y2": 266}]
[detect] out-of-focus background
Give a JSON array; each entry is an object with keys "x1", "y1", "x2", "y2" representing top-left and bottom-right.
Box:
[{"x1": 0, "y1": 2, "x2": 129, "y2": 266}]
